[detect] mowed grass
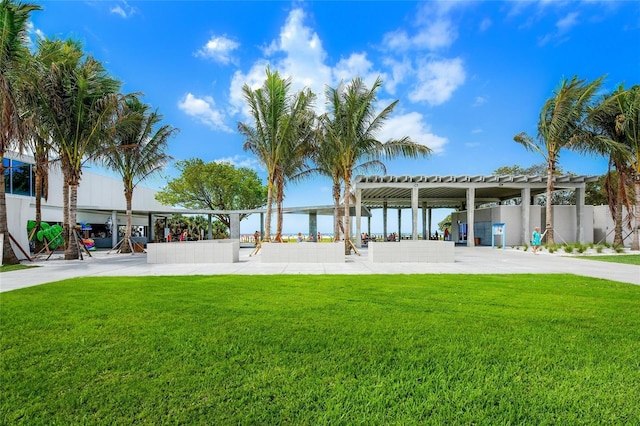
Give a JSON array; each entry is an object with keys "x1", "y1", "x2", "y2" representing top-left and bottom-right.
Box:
[
  {"x1": 2, "y1": 275, "x2": 639, "y2": 424},
  {"x1": 576, "y1": 254, "x2": 640, "y2": 265}
]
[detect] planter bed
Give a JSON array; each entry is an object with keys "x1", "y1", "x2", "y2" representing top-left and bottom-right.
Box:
[{"x1": 146, "y1": 239, "x2": 239, "y2": 264}]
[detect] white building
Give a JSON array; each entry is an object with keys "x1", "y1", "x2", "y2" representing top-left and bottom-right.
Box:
[{"x1": 4, "y1": 152, "x2": 171, "y2": 259}]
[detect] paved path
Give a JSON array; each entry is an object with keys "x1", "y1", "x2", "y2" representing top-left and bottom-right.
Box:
[{"x1": 1, "y1": 246, "x2": 638, "y2": 293}]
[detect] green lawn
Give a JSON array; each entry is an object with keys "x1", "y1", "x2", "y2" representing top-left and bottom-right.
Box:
[
  {"x1": 575, "y1": 254, "x2": 640, "y2": 265},
  {"x1": 2, "y1": 275, "x2": 639, "y2": 424}
]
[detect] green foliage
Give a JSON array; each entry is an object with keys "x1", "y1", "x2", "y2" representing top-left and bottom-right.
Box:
[
  {"x1": 26, "y1": 220, "x2": 64, "y2": 249},
  {"x1": 563, "y1": 245, "x2": 574, "y2": 253},
  {"x1": 493, "y1": 163, "x2": 549, "y2": 176},
  {"x1": 1, "y1": 275, "x2": 639, "y2": 424},
  {"x1": 155, "y1": 159, "x2": 267, "y2": 229}
]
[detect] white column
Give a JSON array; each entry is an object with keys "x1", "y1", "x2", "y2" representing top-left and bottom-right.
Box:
[
  {"x1": 575, "y1": 186, "x2": 585, "y2": 243},
  {"x1": 111, "y1": 211, "x2": 118, "y2": 248},
  {"x1": 466, "y1": 187, "x2": 475, "y2": 247},
  {"x1": 521, "y1": 187, "x2": 531, "y2": 246},
  {"x1": 422, "y1": 202, "x2": 427, "y2": 240},
  {"x1": 411, "y1": 185, "x2": 419, "y2": 240},
  {"x1": 383, "y1": 201, "x2": 388, "y2": 239},
  {"x1": 355, "y1": 188, "x2": 362, "y2": 247}
]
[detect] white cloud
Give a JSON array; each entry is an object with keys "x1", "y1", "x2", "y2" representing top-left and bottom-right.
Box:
[
  {"x1": 557, "y1": 11, "x2": 580, "y2": 31},
  {"x1": 110, "y1": 1, "x2": 135, "y2": 18},
  {"x1": 196, "y1": 35, "x2": 239, "y2": 65},
  {"x1": 177, "y1": 93, "x2": 232, "y2": 133},
  {"x1": 214, "y1": 155, "x2": 264, "y2": 171},
  {"x1": 473, "y1": 96, "x2": 488, "y2": 107},
  {"x1": 413, "y1": 19, "x2": 458, "y2": 50},
  {"x1": 479, "y1": 18, "x2": 492, "y2": 32},
  {"x1": 383, "y1": 57, "x2": 412, "y2": 95},
  {"x1": 377, "y1": 112, "x2": 448, "y2": 154},
  {"x1": 409, "y1": 57, "x2": 466, "y2": 105},
  {"x1": 230, "y1": 8, "x2": 334, "y2": 117},
  {"x1": 382, "y1": 19, "x2": 456, "y2": 52}
]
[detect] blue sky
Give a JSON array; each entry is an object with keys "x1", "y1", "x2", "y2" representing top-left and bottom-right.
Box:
[{"x1": 29, "y1": 1, "x2": 639, "y2": 235}]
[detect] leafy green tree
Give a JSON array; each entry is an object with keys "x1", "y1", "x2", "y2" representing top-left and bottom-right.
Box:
[
  {"x1": 320, "y1": 77, "x2": 432, "y2": 253},
  {"x1": 0, "y1": 0, "x2": 41, "y2": 264},
  {"x1": 493, "y1": 163, "x2": 548, "y2": 176},
  {"x1": 155, "y1": 158, "x2": 266, "y2": 231},
  {"x1": 238, "y1": 67, "x2": 315, "y2": 242},
  {"x1": 101, "y1": 95, "x2": 176, "y2": 252},
  {"x1": 514, "y1": 75, "x2": 605, "y2": 245}
]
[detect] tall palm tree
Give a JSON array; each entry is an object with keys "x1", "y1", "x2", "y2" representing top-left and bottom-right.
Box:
[
  {"x1": 100, "y1": 95, "x2": 176, "y2": 252},
  {"x1": 35, "y1": 38, "x2": 121, "y2": 259},
  {"x1": 612, "y1": 85, "x2": 640, "y2": 250},
  {"x1": 238, "y1": 67, "x2": 315, "y2": 242},
  {"x1": 588, "y1": 84, "x2": 634, "y2": 247},
  {"x1": 272, "y1": 104, "x2": 315, "y2": 241},
  {"x1": 514, "y1": 75, "x2": 604, "y2": 246},
  {"x1": 322, "y1": 77, "x2": 432, "y2": 254},
  {"x1": 312, "y1": 122, "x2": 385, "y2": 240},
  {"x1": 0, "y1": 0, "x2": 41, "y2": 264}
]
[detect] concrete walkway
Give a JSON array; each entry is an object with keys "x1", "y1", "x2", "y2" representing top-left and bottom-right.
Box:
[{"x1": 1, "y1": 246, "x2": 638, "y2": 293}]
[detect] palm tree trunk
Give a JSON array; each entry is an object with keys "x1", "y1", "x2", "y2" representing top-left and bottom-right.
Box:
[
  {"x1": 62, "y1": 166, "x2": 70, "y2": 252},
  {"x1": 64, "y1": 181, "x2": 79, "y2": 260},
  {"x1": 613, "y1": 171, "x2": 625, "y2": 247},
  {"x1": 263, "y1": 182, "x2": 274, "y2": 242},
  {"x1": 274, "y1": 173, "x2": 285, "y2": 243},
  {"x1": 332, "y1": 179, "x2": 341, "y2": 242},
  {"x1": 0, "y1": 157, "x2": 20, "y2": 265},
  {"x1": 545, "y1": 158, "x2": 555, "y2": 245},
  {"x1": 632, "y1": 175, "x2": 639, "y2": 251},
  {"x1": 122, "y1": 189, "x2": 133, "y2": 253},
  {"x1": 343, "y1": 172, "x2": 352, "y2": 254},
  {"x1": 33, "y1": 160, "x2": 43, "y2": 252}
]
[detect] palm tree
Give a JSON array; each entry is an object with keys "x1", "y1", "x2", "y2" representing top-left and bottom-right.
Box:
[
  {"x1": 322, "y1": 77, "x2": 432, "y2": 254},
  {"x1": 514, "y1": 75, "x2": 604, "y2": 246},
  {"x1": 0, "y1": 0, "x2": 41, "y2": 264},
  {"x1": 100, "y1": 95, "x2": 176, "y2": 252},
  {"x1": 588, "y1": 84, "x2": 635, "y2": 247},
  {"x1": 34, "y1": 38, "x2": 121, "y2": 259},
  {"x1": 611, "y1": 85, "x2": 640, "y2": 250},
  {"x1": 238, "y1": 67, "x2": 315, "y2": 242},
  {"x1": 312, "y1": 122, "x2": 385, "y2": 240}
]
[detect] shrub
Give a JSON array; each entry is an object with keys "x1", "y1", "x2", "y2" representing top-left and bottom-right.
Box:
[
  {"x1": 596, "y1": 246, "x2": 603, "y2": 253},
  {"x1": 564, "y1": 245, "x2": 574, "y2": 254}
]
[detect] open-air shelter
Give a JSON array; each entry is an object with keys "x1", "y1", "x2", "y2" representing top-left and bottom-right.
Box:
[{"x1": 352, "y1": 174, "x2": 598, "y2": 247}]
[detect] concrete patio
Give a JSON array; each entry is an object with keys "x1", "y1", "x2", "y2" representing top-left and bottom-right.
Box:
[{"x1": 2, "y1": 245, "x2": 638, "y2": 293}]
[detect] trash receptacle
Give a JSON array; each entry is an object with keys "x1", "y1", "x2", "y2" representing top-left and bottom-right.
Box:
[{"x1": 474, "y1": 237, "x2": 481, "y2": 245}]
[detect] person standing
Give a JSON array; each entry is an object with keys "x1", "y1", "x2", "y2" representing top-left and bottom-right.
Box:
[{"x1": 531, "y1": 227, "x2": 542, "y2": 254}]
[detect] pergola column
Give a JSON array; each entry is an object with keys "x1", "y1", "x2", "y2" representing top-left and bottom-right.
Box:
[
  {"x1": 208, "y1": 214, "x2": 213, "y2": 240},
  {"x1": 111, "y1": 210, "x2": 118, "y2": 248},
  {"x1": 309, "y1": 211, "x2": 317, "y2": 242},
  {"x1": 397, "y1": 209, "x2": 402, "y2": 240},
  {"x1": 466, "y1": 187, "x2": 475, "y2": 247},
  {"x1": 575, "y1": 186, "x2": 585, "y2": 243},
  {"x1": 229, "y1": 213, "x2": 240, "y2": 240},
  {"x1": 521, "y1": 187, "x2": 531, "y2": 246},
  {"x1": 355, "y1": 188, "x2": 362, "y2": 247},
  {"x1": 411, "y1": 185, "x2": 419, "y2": 240},
  {"x1": 422, "y1": 202, "x2": 427, "y2": 240},
  {"x1": 383, "y1": 201, "x2": 388, "y2": 239}
]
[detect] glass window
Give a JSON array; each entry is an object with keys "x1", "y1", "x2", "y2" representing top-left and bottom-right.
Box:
[
  {"x1": 12, "y1": 161, "x2": 32, "y2": 196},
  {"x1": 2, "y1": 158, "x2": 9, "y2": 193}
]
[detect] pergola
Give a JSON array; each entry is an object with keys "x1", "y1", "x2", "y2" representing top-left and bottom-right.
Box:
[{"x1": 352, "y1": 174, "x2": 598, "y2": 247}]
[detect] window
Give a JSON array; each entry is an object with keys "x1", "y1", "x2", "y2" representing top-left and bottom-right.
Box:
[{"x1": 3, "y1": 159, "x2": 36, "y2": 196}]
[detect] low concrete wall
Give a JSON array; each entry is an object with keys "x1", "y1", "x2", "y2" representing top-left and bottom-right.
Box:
[
  {"x1": 261, "y1": 242, "x2": 345, "y2": 263},
  {"x1": 368, "y1": 240, "x2": 455, "y2": 263},
  {"x1": 146, "y1": 239, "x2": 239, "y2": 264}
]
